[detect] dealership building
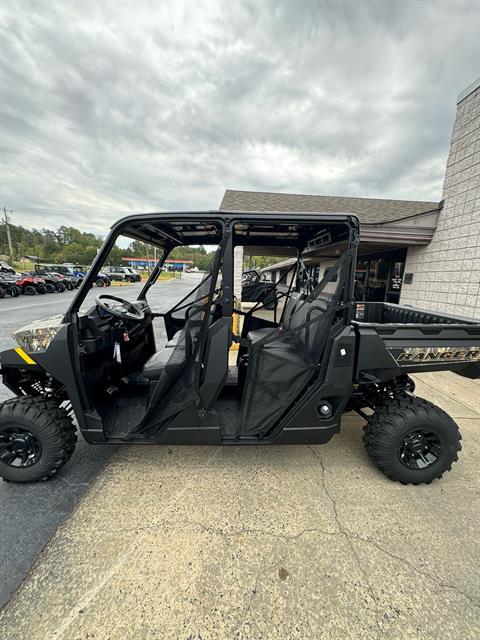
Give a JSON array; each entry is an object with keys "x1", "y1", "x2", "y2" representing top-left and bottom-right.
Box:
[{"x1": 222, "y1": 77, "x2": 480, "y2": 319}]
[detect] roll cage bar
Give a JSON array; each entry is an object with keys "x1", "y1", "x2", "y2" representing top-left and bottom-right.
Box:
[{"x1": 64, "y1": 211, "x2": 360, "y2": 320}]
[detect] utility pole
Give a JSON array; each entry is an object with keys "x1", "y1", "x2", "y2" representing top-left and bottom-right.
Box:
[{"x1": 3, "y1": 207, "x2": 14, "y2": 264}]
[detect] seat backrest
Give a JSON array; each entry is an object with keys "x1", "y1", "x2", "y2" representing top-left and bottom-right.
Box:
[{"x1": 282, "y1": 291, "x2": 305, "y2": 323}]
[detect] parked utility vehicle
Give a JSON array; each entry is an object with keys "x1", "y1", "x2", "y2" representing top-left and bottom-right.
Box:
[
  {"x1": 104, "y1": 265, "x2": 141, "y2": 282},
  {"x1": 242, "y1": 268, "x2": 277, "y2": 309},
  {"x1": 74, "y1": 266, "x2": 111, "y2": 288},
  {"x1": 0, "y1": 211, "x2": 478, "y2": 484}
]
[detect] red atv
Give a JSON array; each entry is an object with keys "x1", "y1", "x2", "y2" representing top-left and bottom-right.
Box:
[
  {"x1": 15, "y1": 273, "x2": 48, "y2": 295},
  {"x1": 25, "y1": 271, "x2": 65, "y2": 293}
]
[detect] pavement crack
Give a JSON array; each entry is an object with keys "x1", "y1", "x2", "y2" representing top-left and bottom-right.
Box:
[
  {"x1": 307, "y1": 445, "x2": 385, "y2": 637},
  {"x1": 347, "y1": 531, "x2": 480, "y2": 610},
  {"x1": 232, "y1": 562, "x2": 265, "y2": 637}
]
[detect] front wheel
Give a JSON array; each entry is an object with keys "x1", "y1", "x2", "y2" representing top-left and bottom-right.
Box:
[
  {"x1": 363, "y1": 396, "x2": 461, "y2": 484},
  {"x1": 9, "y1": 285, "x2": 21, "y2": 297},
  {"x1": 95, "y1": 278, "x2": 105, "y2": 287},
  {"x1": 0, "y1": 398, "x2": 77, "y2": 483}
]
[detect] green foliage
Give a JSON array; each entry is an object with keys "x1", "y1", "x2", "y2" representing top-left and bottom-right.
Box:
[
  {"x1": 169, "y1": 245, "x2": 213, "y2": 271},
  {"x1": 243, "y1": 255, "x2": 284, "y2": 271},
  {"x1": 0, "y1": 222, "x2": 103, "y2": 264},
  {"x1": 0, "y1": 221, "x2": 216, "y2": 270}
]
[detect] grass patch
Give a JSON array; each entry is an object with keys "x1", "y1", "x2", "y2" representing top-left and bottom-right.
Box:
[{"x1": 157, "y1": 271, "x2": 181, "y2": 280}]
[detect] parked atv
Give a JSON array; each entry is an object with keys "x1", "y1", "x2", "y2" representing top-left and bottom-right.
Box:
[
  {"x1": 242, "y1": 269, "x2": 277, "y2": 309},
  {"x1": 0, "y1": 211, "x2": 478, "y2": 485},
  {"x1": 15, "y1": 273, "x2": 47, "y2": 295},
  {"x1": 0, "y1": 273, "x2": 21, "y2": 297}
]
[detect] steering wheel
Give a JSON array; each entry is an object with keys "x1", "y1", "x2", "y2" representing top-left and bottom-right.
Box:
[{"x1": 95, "y1": 294, "x2": 145, "y2": 321}]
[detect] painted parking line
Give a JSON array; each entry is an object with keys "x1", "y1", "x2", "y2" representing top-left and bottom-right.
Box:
[{"x1": 2, "y1": 299, "x2": 73, "y2": 312}]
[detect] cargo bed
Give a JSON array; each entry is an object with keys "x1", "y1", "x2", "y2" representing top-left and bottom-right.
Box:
[{"x1": 353, "y1": 302, "x2": 480, "y2": 381}]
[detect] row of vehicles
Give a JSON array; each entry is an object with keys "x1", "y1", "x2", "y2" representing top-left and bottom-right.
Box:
[{"x1": 0, "y1": 261, "x2": 116, "y2": 298}]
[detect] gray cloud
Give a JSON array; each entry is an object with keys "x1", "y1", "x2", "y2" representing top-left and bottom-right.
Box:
[{"x1": 1, "y1": 0, "x2": 479, "y2": 234}]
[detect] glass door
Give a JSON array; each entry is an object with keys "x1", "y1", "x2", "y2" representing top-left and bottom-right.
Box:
[{"x1": 354, "y1": 250, "x2": 406, "y2": 303}]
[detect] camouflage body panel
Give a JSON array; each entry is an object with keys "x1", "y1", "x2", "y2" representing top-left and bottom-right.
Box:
[{"x1": 13, "y1": 315, "x2": 64, "y2": 353}]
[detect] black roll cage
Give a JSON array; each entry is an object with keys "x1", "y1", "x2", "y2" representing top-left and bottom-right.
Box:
[{"x1": 65, "y1": 211, "x2": 360, "y2": 321}]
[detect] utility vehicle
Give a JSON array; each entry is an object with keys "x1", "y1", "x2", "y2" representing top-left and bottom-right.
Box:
[
  {"x1": 0, "y1": 211, "x2": 478, "y2": 484},
  {"x1": 242, "y1": 268, "x2": 277, "y2": 309},
  {"x1": 32, "y1": 265, "x2": 72, "y2": 291},
  {"x1": 35, "y1": 264, "x2": 82, "y2": 288},
  {"x1": 74, "y1": 266, "x2": 111, "y2": 288},
  {"x1": 104, "y1": 265, "x2": 141, "y2": 282}
]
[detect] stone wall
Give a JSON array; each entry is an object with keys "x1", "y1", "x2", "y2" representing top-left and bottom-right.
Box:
[{"x1": 400, "y1": 79, "x2": 480, "y2": 319}]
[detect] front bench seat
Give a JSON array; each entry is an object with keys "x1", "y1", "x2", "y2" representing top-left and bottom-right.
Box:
[{"x1": 142, "y1": 341, "x2": 187, "y2": 379}]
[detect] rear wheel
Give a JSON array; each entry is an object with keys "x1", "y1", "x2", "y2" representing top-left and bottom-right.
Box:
[
  {"x1": 55, "y1": 282, "x2": 66, "y2": 292},
  {"x1": 23, "y1": 285, "x2": 36, "y2": 295},
  {"x1": 96, "y1": 277, "x2": 105, "y2": 287},
  {"x1": 36, "y1": 284, "x2": 46, "y2": 294},
  {"x1": 363, "y1": 396, "x2": 461, "y2": 484},
  {"x1": 45, "y1": 283, "x2": 55, "y2": 293},
  {"x1": 0, "y1": 398, "x2": 77, "y2": 483}
]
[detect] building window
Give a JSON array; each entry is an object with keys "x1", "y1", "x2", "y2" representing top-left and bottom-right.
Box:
[{"x1": 354, "y1": 249, "x2": 406, "y2": 304}]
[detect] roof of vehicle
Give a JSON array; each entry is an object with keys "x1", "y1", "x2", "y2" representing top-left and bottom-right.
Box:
[
  {"x1": 220, "y1": 190, "x2": 441, "y2": 225},
  {"x1": 110, "y1": 210, "x2": 358, "y2": 248}
]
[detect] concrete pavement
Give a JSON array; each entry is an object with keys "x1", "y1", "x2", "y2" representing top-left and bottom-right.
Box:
[
  {"x1": 1, "y1": 371, "x2": 478, "y2": 639},
  {"x1": 0, "y1": 275, "x2": 200, "y2": 609}
]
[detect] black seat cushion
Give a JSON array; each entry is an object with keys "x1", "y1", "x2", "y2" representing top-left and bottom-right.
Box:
[{"x1": 142, "y1": 345, "x2": 186, "y2": 379}]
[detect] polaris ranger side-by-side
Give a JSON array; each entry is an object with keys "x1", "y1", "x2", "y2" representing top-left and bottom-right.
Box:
[{"x1": 0, "y1": 211, "x2": 479, "y2": 484}]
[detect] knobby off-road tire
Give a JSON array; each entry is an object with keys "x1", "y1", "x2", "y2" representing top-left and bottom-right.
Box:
[
  {"x1": 363, "y1": 396, "x2": 461, "y2": 484},
  {"x1": 0, "y1": 397, "x2": 77, "y2": 483}
]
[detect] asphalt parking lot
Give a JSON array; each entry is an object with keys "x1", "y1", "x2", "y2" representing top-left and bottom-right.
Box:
[
  {"x1": 0, "y1": 275, "x2": 200, "y2": 608},
  {"x1": 1, "y1": 277, "x2": 479, "y2": 638}
]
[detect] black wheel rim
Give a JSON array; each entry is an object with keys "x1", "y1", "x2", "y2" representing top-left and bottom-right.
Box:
[
  {"x1": 0, "y1": 426, "x2": 42, "y2": 468},
  {"x1": 397, "y1": 429, "x2": 442, "y2": 470}
]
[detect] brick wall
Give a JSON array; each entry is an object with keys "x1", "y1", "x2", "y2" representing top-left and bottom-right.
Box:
[
  {"x1": 400, "y1": 79, "x2": 480, "y2": 319},
  {"x1": 233, "y1": 246, "x2": 243, "y2": 299}
]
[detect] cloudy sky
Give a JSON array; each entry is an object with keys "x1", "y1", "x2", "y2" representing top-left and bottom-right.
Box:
[{"x1": 1, "y1": 0, "x2": 479, "y2": 234}]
